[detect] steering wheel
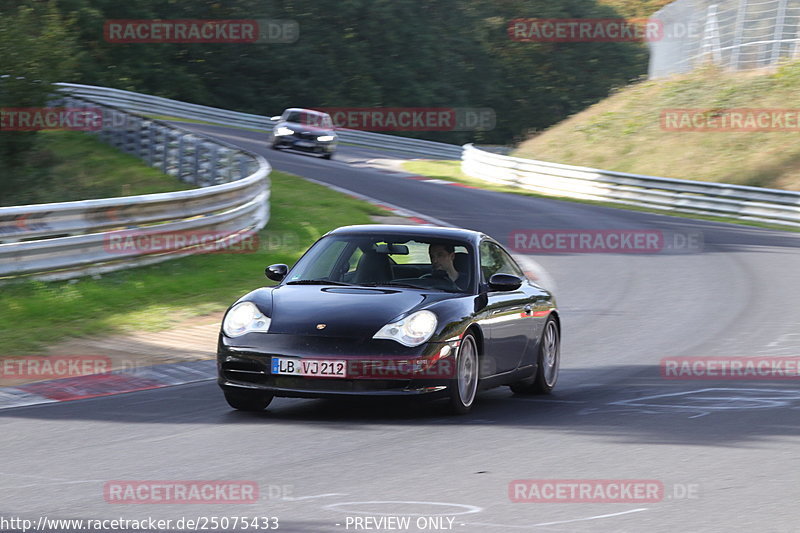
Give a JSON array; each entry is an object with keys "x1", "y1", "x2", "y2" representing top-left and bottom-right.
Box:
[{"x1": 422, "y1": 269, "x2": 461, "y2": 291}]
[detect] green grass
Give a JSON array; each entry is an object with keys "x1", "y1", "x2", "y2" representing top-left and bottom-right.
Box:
[
  {"x1": 1, "y1": 131, "x2": 192, "y2": 207},
  {"x1": 513, "y1": 61, "x2": 800, "y2": 191},
  {"x1": 0, "y1": 171, "x2": 384, "y2": 355},
  {"x1": 403, "y1": 159, "x2": 800, "y2": 232}
]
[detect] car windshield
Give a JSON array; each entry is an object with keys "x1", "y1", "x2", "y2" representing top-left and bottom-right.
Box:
[
  {"x1": 286, "y1": 234, "x2": 474, "y2": 293},
  {"x1": 283, "y1": 111, "x2": 331, "y2": 128}
]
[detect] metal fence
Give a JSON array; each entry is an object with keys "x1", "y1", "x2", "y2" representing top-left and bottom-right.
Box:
[
  {"x1": 461, "y1": 144, "x2": 800, "y2": 227},
  {"x1": 649, "y1": 0, "x2": 800, "y2": 78},
  {"x1": 56, "y1": 83, "x2": 464, "y2": 160},
  {"x1": 0, "y1": 98, "x2": 270, "y2": 280}
]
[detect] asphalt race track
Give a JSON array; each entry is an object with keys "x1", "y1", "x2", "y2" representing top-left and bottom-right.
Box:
[{"x1": 2, "y1": 123, "x2": 800, "y2": 532}]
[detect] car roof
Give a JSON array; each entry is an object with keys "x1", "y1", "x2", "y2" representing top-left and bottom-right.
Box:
[
  {"x1": 325, "y1": 224, "x2": 489, "y2": 244},
  {"x1": 282, "y1": 108, "x2": 329, "y2": 117}
]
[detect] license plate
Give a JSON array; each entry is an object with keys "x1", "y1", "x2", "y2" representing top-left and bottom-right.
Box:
[
  {"x1": 271, "y1": 357, "x2": 347, "y2": 377},
  {"x1": 294, "y1": 140, "x2": 314, "y2": 148}
]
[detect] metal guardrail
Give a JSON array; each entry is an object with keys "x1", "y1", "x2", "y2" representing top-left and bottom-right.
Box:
[
  {"x1": 0, "y1": 98, "x2": 271, "y2": 280},
  {"x1": 462, "y1": 144, "x2": 800, "y2": 227},
  {"x1": 6, "y1": 80, "x2": 795, "y2": 283},
  {"x1": 56, "y1": 83, "x2": 464, "y2": 160}
]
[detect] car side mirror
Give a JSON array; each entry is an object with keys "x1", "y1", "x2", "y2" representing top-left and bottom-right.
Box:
[
  {"x1": 266, "y1": 264, "x2": 288, "y2": 282},
  {"x1": 488, "y1": 273, "x2": 522, "y2": 292}
]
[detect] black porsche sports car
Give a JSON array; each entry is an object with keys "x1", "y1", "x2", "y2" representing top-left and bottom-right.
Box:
[{"x1": 217, "y1": 225, "x2": 560, "y2": 414}]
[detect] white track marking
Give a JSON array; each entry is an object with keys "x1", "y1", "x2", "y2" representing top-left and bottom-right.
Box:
[
  {"x1": 323, "y1": 501, "x2": 483, "y2": 517},
  {"x1": 468, "y1": 507, "x2": 648, "y2": 529},
  {"x1": 281, "y1": 493, "x2": 347, "y2": 501}
]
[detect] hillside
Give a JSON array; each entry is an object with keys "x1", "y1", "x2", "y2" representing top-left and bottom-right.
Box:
[
  {"x1": 598, "y1": 0, "x2": 674, "y2": 18},
  {"x1": 513, "y1": 61, "x2": 800, "y2": 191}
]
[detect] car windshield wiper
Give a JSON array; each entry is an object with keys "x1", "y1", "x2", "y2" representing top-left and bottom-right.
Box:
[
  {"x1": 286, "y1": 279, "x2": 353, "y2": 286},
  {"x1": 361, "y1": 281, "x2": 441, "y2": 290}
]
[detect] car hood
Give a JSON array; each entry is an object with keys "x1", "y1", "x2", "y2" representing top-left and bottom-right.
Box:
[
  {"x1": 267, "y1": 285, "x2": 442, "y2": 337},
  {"x1": 281, "y1": 122, "x2": 334, "y2": 135}
]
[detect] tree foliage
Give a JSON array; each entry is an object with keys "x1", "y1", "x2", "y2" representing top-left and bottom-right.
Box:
[
  {"x1": 3, "y1": 0, "x2": 653, "y2": 152},
  {"x1": 0, "y1": 1, "x2": 79, "y2": 198}
]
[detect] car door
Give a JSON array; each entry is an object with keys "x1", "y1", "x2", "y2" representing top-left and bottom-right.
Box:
[{"x1": 477, "y1": 240, "x2": 536, "y2": 374}]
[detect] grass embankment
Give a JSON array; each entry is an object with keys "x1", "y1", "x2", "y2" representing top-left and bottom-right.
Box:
[
  {"x1": 513, "y1": 61, "x2": 800, "y2": 191},
  {"x1": 1, "y1": 131, "x2": 193, "y2": 207},
  {"x1": 1, "y1": 163, "x2": 382, "y2": 355}
]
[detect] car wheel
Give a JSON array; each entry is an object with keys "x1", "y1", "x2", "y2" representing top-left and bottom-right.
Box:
[
  {"x1": 224, "y1": 389, "x2": 274, "y2": 411},
  {"x1": 271, "y1": 142, "x2": 281, "y2": 150},
  {"x1": 510, "y1": 317, "x2": 559, "y2": 395},
  {"x1": 449, "y1": 333, "x2": 479, "y2": 414},
  {"x1": 322, "y1": 152, "x2": 332, "y2": 160}
]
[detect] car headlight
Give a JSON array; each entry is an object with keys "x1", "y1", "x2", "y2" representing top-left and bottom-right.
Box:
[
  {"x1": 223, "y1": 302, "x2": 271, "y2": 337},
  {"x1": 317, "y1": 135, "x2": 335, "y2": 142},
  {"x1": 373, "y1": 310, "x2": 437, "y2": 347},
  {"x1": 275, "y1": 126, "x2": 294, "y2": 136}
]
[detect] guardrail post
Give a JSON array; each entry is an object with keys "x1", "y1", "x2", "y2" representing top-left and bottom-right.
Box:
[
  {"x1": 192, "y1": 137, "x2": 201, "y2": 186},
  {"x1": 209, "y1": 144, "x2": 220, "y2": 185},
  {"x1": 112, "y1": 110, "x2": 124, "y2": 148},
  {"x1": 100, "y1": 105, "x2": 111, "y2": 144},
  {"x1": 176, "y1": 133, "x2": 185, "y2": 180},
  {"x1": 160, "y1": 128, "x2": 170, "y2": 175},
  {"x1": 146, "y1": 123, "x2": 156, "y2": 166},
  {"x1": 125, "y1": 116, "x2": 136, "y2": 155}
]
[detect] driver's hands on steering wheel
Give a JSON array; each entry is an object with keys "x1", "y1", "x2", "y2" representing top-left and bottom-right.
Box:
[
  {"x1": 421, "y1": 269, "x2": 460, "y2": 290},
  {"x1": 430, "y1": 269, "x2": 449, "y2": 279}
]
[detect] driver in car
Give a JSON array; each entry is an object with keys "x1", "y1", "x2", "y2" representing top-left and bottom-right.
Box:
[{"x1": 426, "y1": 243, "x2": 470, "y2": 291}]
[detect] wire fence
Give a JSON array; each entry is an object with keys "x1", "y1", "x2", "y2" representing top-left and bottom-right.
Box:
[{"x1": 649, "y1": 0, "x2": 800, "y2": 77}]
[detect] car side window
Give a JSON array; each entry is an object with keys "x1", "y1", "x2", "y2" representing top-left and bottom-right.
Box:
[{"x1": 480, "y1": 241, "x2": 524, "y2": 282}]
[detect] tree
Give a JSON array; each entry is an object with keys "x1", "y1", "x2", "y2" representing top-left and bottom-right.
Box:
[{"x1": 0, "y1": 1, "x2": 79, "y2": 200}]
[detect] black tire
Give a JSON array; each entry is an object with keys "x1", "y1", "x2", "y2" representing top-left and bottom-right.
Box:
[
  {"x1": 224, "y1": 389, "x2": 274, "y2": 411},
  {"x1": 510, "y1": 316, "x2": 560, "y2": 395},
  {"x1": 448, "y1": 333, "x2": 479, "y2": 414},
  {"x1": 322, "y1": 152, "x2": 333, "y2": 160},
  {"x1": 271, "y1": 142, "x2": 281, "y2": 150}
]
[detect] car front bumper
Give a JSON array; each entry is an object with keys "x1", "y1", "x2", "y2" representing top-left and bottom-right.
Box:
[
  {"x1": 217, "y1": 334, "x2": 458, "y2": 399},
  {"x1": 273, "y1": 135, "x2": 336, "y2": 153}
]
